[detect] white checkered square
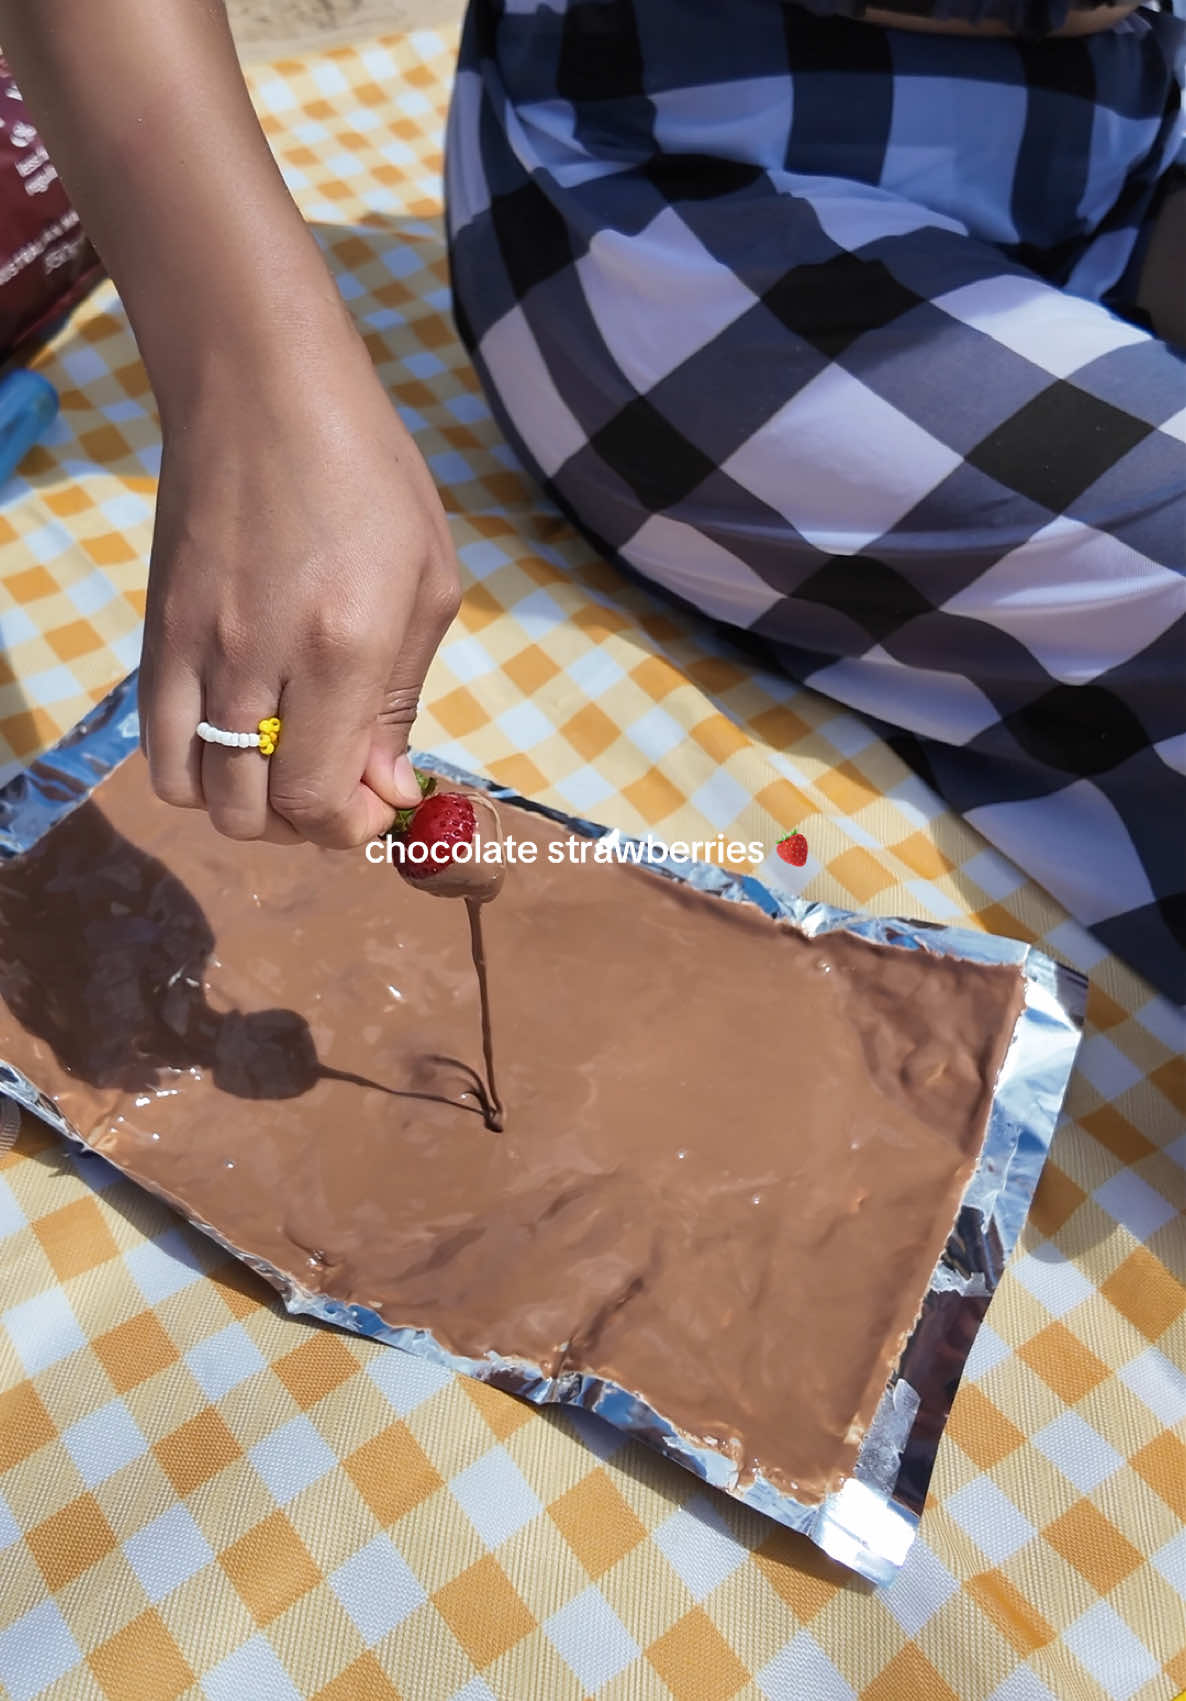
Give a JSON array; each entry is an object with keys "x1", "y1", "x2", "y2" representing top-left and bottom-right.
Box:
[
  {"x1": 248, "y1": 1416, "x2": 339, "y2": 1505},
  {"x1": 1032, "y1": 1411, "x2": 1123, "y2": 1492},
  {"x1": 653, "y1": 1496, "x2": 747, "y2": 1601},
  {"x1": 122, "y1": 1504, "x2": 215, "y2": 1603},
  {"x1": 1117, "y1": 1348, "x2": 1186, "y2": 1426},
  {"x1": 878, "y1": 1536, "x2": 960, "y2": 1636},
  {"x1": 329, "y1": 1535, "x2": 427, "y2": 1643},
  {"x1": 61, "y1": 1399, "x2": 147, "y2": 1487},
  {"x1": 451, "y1": 1446, "x2": 542, "y2": 1547},
  {"x1": 987, "y1": 1671, "x2": 1060, "y2": 1701},
  {"x1": 203, "y1": 1635, "x2": 302, "y2": 1701},
  {"x1": 759, "y1": 1631, "x2": 856, "y2": 1701},
  {"x1": 0, "y1": 1176, "x2": 26, "y2": 1240},
  {"x1": 689, "y1": 769, "x2": 750, "y2": 830},
  {"x1": 554, "y1": 764, "x2": 616, "y2": 812},
  {"x1": 630, "y1": 707, "x2": 688, "y2": 763},
  {"x1": 1093, "y1": 1170, "x2": 1178, "y2": 1242},
  {"x1": 1151, "y1": 1528, "x2": 1186, "y2": 1596},
  {"x1": 544, "y1": 1585, "x2": 640, "y2": 1692},
  {"x1": 364, "y1": 1344, "x2": 453, "y2": 1415},
  {"x1": 1063, "y1": 1603, "x2": 1160, "y2": 1700},
  {"x1": 185, "y1": 1322, "x2": 267, "y2": 1401},
  {"x1": 1010, "y1": 1245, "x2": 1095, "y2": 1319},
  {"x1": 1073, "y1": 1031, "x2": 1148, "y2": 1102},
  {"x1": 946, "y1": 1478, "x2": 1036, "y2": 1564},
  {"x1": 3, "y1": 1289, "x2": 87, "y2": 1375},
  {"x1": 0, "y1": 1600, "x2": 82, "y2": 1701},
  {"x1": 123, "y1": 1229, "x2": 208, "y2": 1303},
  {"x1": 496, "y1": 700, "x2": 554, "y2": 749},
  {"x1": 578, "y1": 206, "x2": 758, "y2": 391},
  {"x1": 722, "y1": 365, "x2": 962, "y2": 554}
]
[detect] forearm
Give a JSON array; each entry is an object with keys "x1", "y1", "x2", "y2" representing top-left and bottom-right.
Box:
[{"x1": 0, "y1": 0, "x2": 360, "y2": 419}]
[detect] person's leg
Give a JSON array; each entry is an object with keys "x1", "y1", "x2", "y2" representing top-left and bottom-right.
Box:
[{"x1": 446, "y1": 6, "x2": 1186, "y2": 999}]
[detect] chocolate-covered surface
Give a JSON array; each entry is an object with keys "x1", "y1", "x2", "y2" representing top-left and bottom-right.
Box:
[{"x1": 0, "y1": 755, "x2": 1023, "y2": 1500}]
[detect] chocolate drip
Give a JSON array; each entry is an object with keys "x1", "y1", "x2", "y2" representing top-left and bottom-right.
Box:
[{"x1": 466, "y1": 898, "x2": 503, "y2": 1132}]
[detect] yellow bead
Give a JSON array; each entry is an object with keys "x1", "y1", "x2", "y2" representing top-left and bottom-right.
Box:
[
  {"x1": 259, "y1": 735, "x2": 276, "y2": 756},
  {"x1": 258, "y1": 716, "x2": 281, "y2": 736}
]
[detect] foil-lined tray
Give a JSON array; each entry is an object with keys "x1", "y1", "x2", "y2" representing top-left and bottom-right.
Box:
[{"x1": 0, "y1": 674, "x2": 1086, "y2": 1585}]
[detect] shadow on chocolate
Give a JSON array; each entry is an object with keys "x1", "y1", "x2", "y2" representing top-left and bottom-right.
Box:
[{"x1": 0, "y1": 799, "x2": 484, "y2": 1113}]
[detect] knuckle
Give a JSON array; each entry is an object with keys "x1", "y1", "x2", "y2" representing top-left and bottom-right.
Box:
[
  {"x1": 380, "y1": 684, "x2": 420, "y2": 727},
  {"x1": 207, "y1": 806, "x2": 265, "y2": 843},
  {"x1": 150, "y1": 775, "x2": 202, "y2": 811},
  {"x1": 270, "y1": 786, "x2": 338, "y2": 835},
  {"x1": 426, "y1": 568, "x2": 462, "y2": 630},
  {"x1": 210, "y1": 610, "x2": 254, "y2": 666},
  {"x1": 302, "y1": 609, "x2": 369, "y2": 666},
  {"x1": 271, "y1": 787, "x2": 364, "y2": 849}
]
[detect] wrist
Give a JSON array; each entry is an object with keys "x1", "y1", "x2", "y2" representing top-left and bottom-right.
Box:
[{"x1": 148, "y1": 273, "x2": 373, "y2": 438}]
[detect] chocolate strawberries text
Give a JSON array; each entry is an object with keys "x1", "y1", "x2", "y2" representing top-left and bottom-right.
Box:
[{"x1": 366, "y1": 832, "x2": 768, "y2": 869}]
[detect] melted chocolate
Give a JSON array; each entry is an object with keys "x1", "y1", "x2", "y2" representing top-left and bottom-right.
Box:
[
  {"x1": 466, "y1": 899, "x2": 503, "y2": 1132},
  {"x1": 0, "y1": 755, "x2": 1023, "y2": 1500}
]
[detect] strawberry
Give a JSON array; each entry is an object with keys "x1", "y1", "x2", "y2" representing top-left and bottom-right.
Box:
[
  {"x1": 392, "y1": 782, "x2": 504, "y2": 902},
  {"x1": 399, "y1": 792, "x2": 479, "y2": 880},
  {"x1": 776, "y1": 830, "x2": 808, "y2": 868}
]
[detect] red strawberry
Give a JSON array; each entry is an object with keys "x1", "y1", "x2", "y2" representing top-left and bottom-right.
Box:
[
  {"x1": 400, "y1": 792, "x2": 478, "y2": 878},
  {"x1": 776, "y1": 831, "x2": 808, "y2": 868},
  {"x1": 393, "y1": 786, "x2": 504, "y2": 902}
]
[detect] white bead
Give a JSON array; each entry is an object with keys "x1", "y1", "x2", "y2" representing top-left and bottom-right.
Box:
[{"x1": 196, "y1": 718, "x2": 273, "y2": 750}]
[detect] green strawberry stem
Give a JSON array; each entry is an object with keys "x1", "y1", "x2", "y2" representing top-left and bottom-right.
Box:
[{"x1": 392, "y1": 769, "x2": 437, "y2": 833}]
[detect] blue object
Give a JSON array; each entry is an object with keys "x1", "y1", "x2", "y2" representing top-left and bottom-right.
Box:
[{"x1": 0, "y1": 369, "x2": 59, "y2": 490}]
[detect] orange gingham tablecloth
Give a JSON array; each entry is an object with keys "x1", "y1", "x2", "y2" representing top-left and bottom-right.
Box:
[{"x1": 0, "y1": 27, "x2": 1184, "y2": 1701}]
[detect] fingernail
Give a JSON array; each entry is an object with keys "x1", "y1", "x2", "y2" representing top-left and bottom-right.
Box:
[{"x1": 392, "y1": 752, "x2": 421, "y2": 805}]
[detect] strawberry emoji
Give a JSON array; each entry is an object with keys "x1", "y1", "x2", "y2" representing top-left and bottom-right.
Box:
[
  {"x1": 393, "y1": 782, "x2": 504, "y2": 902},
  {"x1": 776, "y1": 831, "x2": 808, "y2": 868}
]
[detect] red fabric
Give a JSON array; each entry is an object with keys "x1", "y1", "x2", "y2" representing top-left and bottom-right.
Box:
[{"x1": 0, "y1": 55, "x2": 102, "y2": 362}]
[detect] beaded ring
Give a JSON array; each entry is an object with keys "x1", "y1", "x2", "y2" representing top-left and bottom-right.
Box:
[{"x1": 197, "y1": 716, "x2": 282, "y2": 757}]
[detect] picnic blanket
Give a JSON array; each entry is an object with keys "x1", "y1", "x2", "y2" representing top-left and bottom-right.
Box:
[{"x1": 0, "y1": 26, "x2": 1183, "y2": 1701}]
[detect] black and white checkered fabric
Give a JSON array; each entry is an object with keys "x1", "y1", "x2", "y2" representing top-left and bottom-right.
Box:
[{"x1": 445, "y1": 0, "x2": 1186, "y2": 1000}]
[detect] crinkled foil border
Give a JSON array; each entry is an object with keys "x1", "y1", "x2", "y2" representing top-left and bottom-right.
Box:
[{"x1": 0, "y1": 675, "x2": 1085, "y2": 1584}]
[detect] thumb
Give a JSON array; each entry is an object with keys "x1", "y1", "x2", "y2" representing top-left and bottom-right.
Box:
[
  {"x1": 362, "y1": 582, "x2": 453, "y2": 808},
  {"x1": 363, "y1": 681, "x2": 424, "y2": 809}
]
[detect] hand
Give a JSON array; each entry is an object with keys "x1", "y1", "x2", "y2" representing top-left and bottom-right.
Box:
[{"x1": 138, "y1": 339, "x2": 460, "y2": 846}]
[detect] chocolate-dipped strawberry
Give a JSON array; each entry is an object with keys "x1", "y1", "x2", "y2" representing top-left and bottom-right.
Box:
[
  {"x1": 393, "y1": 784, "x2": 505, "y2": 903},
  {"x1": 392, "y1": 778, "x2": 505, "y2": 1129}
]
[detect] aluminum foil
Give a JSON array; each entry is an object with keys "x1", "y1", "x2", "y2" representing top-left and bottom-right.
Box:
[{"x1": 0, "y1": 673, "x2": 1086, "y2": 1585}]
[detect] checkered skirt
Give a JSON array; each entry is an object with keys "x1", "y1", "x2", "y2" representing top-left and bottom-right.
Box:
[{"x1": 446, "y1": 0, "x2": 1186, "y2": 1001}]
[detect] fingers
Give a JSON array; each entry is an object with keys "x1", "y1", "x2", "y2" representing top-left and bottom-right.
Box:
[
  {"x1": 266, "y1": 643, "x2": 396, "y2": 849},
  {"x1": 363, "y1": 565, "x2": 460, "y2": 810},
  {"x1": 141, "y1": 541, "x2": 459, "y2": 848},
  {"x1": 364, "y1": 683, "x2": 423, "y2": 810},
  {"x1": 140, "y1": 654, "x2": 204, "y2": 811},
  {"x1": 141, "y1": 650, "x2": 300, "y2": 842},
  {"x1": 201, "y1": 672, "x2": 301, "y2": 843}
]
